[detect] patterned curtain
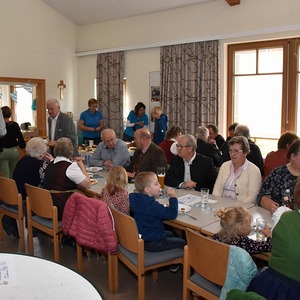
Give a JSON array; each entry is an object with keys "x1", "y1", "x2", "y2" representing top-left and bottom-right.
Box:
[
  {"x1": 160, "y1": 40, "x2": 219, "y2": 135},
  {"x1": 97, "y1": 51, "x2": 124, "y2": 138}
]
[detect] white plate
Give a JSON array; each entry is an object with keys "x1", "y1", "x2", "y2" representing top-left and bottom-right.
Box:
[
  {"x1": 90, "y1": 178, "x2": 98, "y2": 185},
  {"x1": 178, "y1": 204, "x2": 191, "y2": 213},
  {"x1": 86, "y1": 167, "x2": 103, "y2": 172}
]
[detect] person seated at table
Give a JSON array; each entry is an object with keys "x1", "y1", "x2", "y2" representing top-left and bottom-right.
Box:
[
  {"x1": 226, "y1": 122, "x2": 239, "y2": 142},
  {"x1": 207, "y1": 123, "x2": 225, "y2": 149},
  {"x1": 247, "y1": 179, "x2": 300, "y2": 299},
  {"x1": 129, "y1": 171, "x2": 186, "y2": 253},
  {"x1": 126, "y1": 128, "x2": 167, "y2": 178},
  {"x1": 221, "y1": 124, "x2": 264, "y2": 176},
  {"x1": 89, "y1": 128, "x2": 130, "y2": 170},
  {"x1": 43, "y1": 137, "x2": 91, "y2": 220},
  {"x1": 101, "y1": 166, "x2": 130, "y2": 214},
  {"x1": 158, "y1": 125, "x2": 182, "y2": 165},
  {"x1": 195, "y1": 126, "x2": 222, "y2": 167},
  {"x1": 123, "y1": 102, "x2": 149, "y2": 142},
  {"x1": 78, "y1": 98, "x2": 105, "y2": 146},
  {"x1": 264, "y1": 131, "x2": 298, "y2": 179},
  {"x1": 213, "y1": 206, "x2": 272, "y2": 255},
  {"x1": 165, "y1": 134, "x2": 217, "y2": 192},
  {"x1": 212, "y1": 136, "x2": 261, "y2": 204},
  {"x1": 257, "y1": 139, "x2": 300, "y2": 213},
  {"x1": 151, "y1": 106, "x2": 168, "y2": 145},
  {"x1": 2, "y1": 137, "x2": 53, "y2": 238}
]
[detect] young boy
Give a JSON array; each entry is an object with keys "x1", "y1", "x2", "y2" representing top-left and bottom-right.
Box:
[{"x1": 129, "y1": 171, "x2": 186, "y2": 253}]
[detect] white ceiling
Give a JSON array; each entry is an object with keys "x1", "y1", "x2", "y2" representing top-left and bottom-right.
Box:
[{"x1": 41, "y1": 0, "x2": 217, "y2": 26}]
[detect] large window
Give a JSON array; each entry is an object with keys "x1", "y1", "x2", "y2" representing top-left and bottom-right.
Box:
[{"x1": 227, "y1": 39, "x2": 299, "y2": 156}]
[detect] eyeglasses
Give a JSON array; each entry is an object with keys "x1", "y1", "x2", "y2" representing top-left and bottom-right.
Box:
[
  {"x1": 229, "y1": 149, "x2": 243, "y2": 155},
  {"x1": 176, "y1": 144, "x2": 190, "y2": 149}
]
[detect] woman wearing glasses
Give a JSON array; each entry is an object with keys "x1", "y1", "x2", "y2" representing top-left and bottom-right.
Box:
[{"x1": 212, "y1": 136, "x2": 261, "y2": 203}]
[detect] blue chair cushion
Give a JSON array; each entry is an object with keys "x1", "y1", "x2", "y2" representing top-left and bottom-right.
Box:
[
  {"x1": 118, "y1": 243, "x2": 183, "y2": 267},
  {"x1": 190, "y1": 272, "x2": 222, "y2": 297},
  {"x1": 0, "y1": 203, "x2": 19, "y2": 214},
  {"x1": 31, "y1": 215, "x2": 62, "y2": 229}
]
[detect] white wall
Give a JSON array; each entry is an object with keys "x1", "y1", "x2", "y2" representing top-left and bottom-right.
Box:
[
  {"x1": 0, "y1": 0, "x2": 78, "y2": 114},
  {"x1": 76, "y1": 0, "x2": 300, "y2": 135}
]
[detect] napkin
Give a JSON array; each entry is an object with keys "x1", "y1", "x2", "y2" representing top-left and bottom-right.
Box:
[{"x1": 272, "y1": 206, "x2": 292, "y2": 228}]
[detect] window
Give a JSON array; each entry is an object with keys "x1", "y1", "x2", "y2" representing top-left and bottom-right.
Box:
[{"x1": 227, "y1": 39, "x2": 299, "y2": 156}]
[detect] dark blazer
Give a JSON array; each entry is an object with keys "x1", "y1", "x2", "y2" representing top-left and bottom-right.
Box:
[
  {"x1": 196, "y1": 139, "x2": 222, "y2": 167},
  {"x1": 48, "y1": 112, "x2": 79, "y2": 156},
  {"x1": 220, "y1": 139, "x2": 264, "y2": 176},
  {"x1": 165, "y1": 153, "x2": 217, "y2": 192},
  {"x1": 126, "y1": 142, "x2": 167, "y2": 174}
]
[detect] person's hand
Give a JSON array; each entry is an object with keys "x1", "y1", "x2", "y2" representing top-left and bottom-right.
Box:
[
  {"x1": 261, "y1": 225, "x2": 272, "y2": 238},
  {"x1": 127, "y1": 171, "x2": 135, "y2": 179},
  {"x1": 103, "y1": 160, "x2": 113, "y2": 170},
  {"x1": 260, "y1": 196, "x2": 279, "y2": 213},
  {"x1": 207, "y1": 139, "x2": 216, "y2": 145},
  {"x1": 182, "y1": 180, "x2": 197, "y2": 189},
  {"x1": 43, "y1": 152, "x2": 54, "y2": 162},
  {"x1": 167, "y1": 187, "x2": 176, "y2": 198}
]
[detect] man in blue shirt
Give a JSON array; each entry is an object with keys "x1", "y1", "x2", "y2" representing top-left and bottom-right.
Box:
[{"x1": 89, "y1": 128, "x2": 130, "y2": 170}]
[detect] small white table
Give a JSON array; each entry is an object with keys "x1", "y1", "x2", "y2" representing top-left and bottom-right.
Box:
[{"x1": 0, "y1": 253, "x2": 102, "y2": 300}]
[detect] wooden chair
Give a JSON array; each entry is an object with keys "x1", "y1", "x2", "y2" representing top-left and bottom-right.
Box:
[
  {"x1": 0, "y1": 176, "x2": 25, "y2": 253},
  {"x1": 25, "y1": 183, "x2": 62, "y2": 263},
  {"x1": 183, "y1": 228, "x2": 230, "y2": 300},
  {"x1": 108, "y1": 206, "x2": 183, "y2": 300}
]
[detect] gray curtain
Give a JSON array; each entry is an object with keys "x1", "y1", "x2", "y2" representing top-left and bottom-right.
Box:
[
  {"x1": 160, "y1": 40, "x2": 219, "y2": 135},
  {"x1": 97, "y1": 51, "x2": 124, "y2": 138}
]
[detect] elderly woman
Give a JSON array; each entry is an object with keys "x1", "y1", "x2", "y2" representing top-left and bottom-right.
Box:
[
  {"x1": 257, "y1": 139, "x2": 300, "y2": 212},
  {"x1": 78, "y1": 98, "x2": 105, "y2": 145},
  {"x1": 212, "y1": 136, "x2": 261, "y2": 204},
  {"x1": 2, "y1": 137, "x2": 52, "y2": 238},
  {"x1": 247, "y1": 179, "x2": 300, "y2": 298},
  {"x1": 43, "y1": 137, "x2": 91, "y2": 220}
]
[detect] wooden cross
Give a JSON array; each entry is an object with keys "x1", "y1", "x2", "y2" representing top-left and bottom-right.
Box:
[{"x1": 57, "y1": 80, "x2": 66, "y2": 100}]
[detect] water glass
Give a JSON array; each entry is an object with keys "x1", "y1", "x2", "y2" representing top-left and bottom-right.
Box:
[
  {"x1": 201, "y1": 188, "x2": 209, "y2": 205},
  {"x1": 256, "y1": 218, "x2": 267, "y2": 241},
  {"x1": 157, "y1": 167, "x2": 166, "y2": 189}
]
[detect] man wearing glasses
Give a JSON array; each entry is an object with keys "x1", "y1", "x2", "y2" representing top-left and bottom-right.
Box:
[{"x1": 165, "y1": 134, "x2": 217, "y2": 192}]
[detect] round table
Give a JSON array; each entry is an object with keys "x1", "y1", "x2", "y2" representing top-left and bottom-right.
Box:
[{"x1": 0, "y1": 253, "x2": 102, "y2": 300}]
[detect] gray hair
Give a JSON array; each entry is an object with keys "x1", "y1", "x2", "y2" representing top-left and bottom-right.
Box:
[
  {"x1": 54, "y1": 137, "x2": 73, "y2": 159},
  {"x1": 46, "y1": 98, "x2": 60, "y2": 108},
  {"x1": 195, "y1": 126, "x2": 209, "y2": 141},
  {"x1": 26, "y1": 137, "x2": 47, "y2": 158},
  {"x1": 180, "y1": 134, "x2": 197, "y2": 150},
  {"x1": 234, "y1": 125, "x2": 250, "y2": 139},
  {"x1": 229, "y1": 136, "x2": 250, "y2": 154}
]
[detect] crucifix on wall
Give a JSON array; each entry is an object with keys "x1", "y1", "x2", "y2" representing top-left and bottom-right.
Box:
[{"x1": 57, "y1": 80, "x2": 66, "y2": 100}]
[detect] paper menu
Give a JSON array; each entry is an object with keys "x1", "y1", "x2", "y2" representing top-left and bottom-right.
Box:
[
  {"x1": 178, "y1": 194, "x2": 202, "y2": 206},
  {"x1": 0, "y1": 256, "x2": 17, "y2": 286}
]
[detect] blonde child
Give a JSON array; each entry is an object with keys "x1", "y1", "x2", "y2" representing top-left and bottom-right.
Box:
[
  {"x1": 101, "y1": 166, "x2": 130, "y2": 214},
  {"x1": 129, "y1": 171, "x2": 186, "y2": 254},
  {"x1": 213, "y1": 206, "x2": 272, "y2": 255}
]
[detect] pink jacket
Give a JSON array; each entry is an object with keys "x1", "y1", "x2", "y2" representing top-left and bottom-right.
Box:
[{"x1": 62, "y1": 192, "x2": 117, "y2": 254}]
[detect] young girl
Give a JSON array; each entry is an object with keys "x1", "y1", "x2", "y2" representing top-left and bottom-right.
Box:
[
  {"x1": 151, "y1": 106, "x2": 168, "y2": 145},
  {"x1": 212, "y1": 207, "x2": 272, "y2": 255},
  {"x1": 100, "y1": 166, "x2": 130, "y2": 214}
]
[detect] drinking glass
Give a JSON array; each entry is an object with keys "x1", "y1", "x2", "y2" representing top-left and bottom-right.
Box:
[
  {"x1": 256, "y1": 218, "x2": 267, "y2": 241},
  {"x1": 201, "y1": 188, "x2": 209, "y2": 205},
  {"x1": 157, "y1": 167, "x2": 166, "y2": 189}
]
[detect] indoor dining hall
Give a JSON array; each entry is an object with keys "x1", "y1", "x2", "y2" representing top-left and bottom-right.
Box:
[{"x1": 1, "y1": 0, "x2": 300, "y2": 299}]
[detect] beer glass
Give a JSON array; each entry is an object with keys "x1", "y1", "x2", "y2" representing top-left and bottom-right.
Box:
[{"x1": 157, "y1": 167, "x2": 166, "y2": 189}]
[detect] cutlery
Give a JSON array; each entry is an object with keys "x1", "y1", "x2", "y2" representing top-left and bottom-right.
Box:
[{"x1": 185, "y1": 212, "x2": 197, "y2": 220}]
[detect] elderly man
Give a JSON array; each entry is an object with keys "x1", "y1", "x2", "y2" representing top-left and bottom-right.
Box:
[
  {"x1": 46, "y1": 99, "x2": 79, "y2": 157},
  {"x1": 165, "y1": 134, "x2": 217, "y2": 192},
  {"x1": 89, "y1": 128, "x2": 130, "y2": 170},
  {"x1": 126, "y1": 128, "x2": 167, "y2": 177},
  {"x1": 220, "y1": 124, "x2": 264, "y2": 176},
  {"x1": 195, "y1": 126, "x2": 222, "y2": 167}
]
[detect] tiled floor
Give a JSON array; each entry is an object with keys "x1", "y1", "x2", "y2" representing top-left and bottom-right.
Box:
[{"x1": 0, "y1": 231, "x2": 184, "y2": 300}]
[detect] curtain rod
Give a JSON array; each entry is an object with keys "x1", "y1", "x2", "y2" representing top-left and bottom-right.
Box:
[{"x1": 75, "y1": 24, "x2": 300, "y2": 57}]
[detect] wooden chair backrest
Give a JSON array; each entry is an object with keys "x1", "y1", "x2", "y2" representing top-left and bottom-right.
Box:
[
  {"x1": 0, "y1": 176, "x2": 21, "y2": 205},
  {"x1": 110, "y1": 206, "x2": 139, "y2": 254},
  {"x1": 185, "y1": 228, "x2": 230, "y2": 286},
  {"x1": 25, "y1": 184, "x2": 54, "y2": 219}
]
